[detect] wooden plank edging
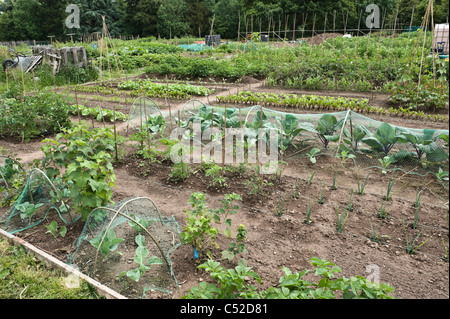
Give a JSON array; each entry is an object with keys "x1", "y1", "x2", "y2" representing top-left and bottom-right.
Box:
[{"x1": 0, "y1": 228, "x2": 127, "y2": 299}]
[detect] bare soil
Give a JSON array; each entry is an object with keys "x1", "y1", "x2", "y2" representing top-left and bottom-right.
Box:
[{"x1": 0, "y1": 78, "x2": 448, "y2": 300}]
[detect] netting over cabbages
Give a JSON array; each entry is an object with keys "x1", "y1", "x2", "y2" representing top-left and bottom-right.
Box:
[
  {"x1": 127, "y1": 96, "x2": 162, "y2": 133},
  {"x1": 163, "y1": 101, "x2": 449, "y2": 178},
  {"x1": 0, "y1": 168, "x2": 78, "y2": 234},
  {"x1": 67, "y1": 196, "x2": 181, "y2": 299}
]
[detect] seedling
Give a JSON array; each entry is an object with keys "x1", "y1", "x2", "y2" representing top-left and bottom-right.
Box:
[
  {"x1": 45, "y1": 220, "x2": 67, "y2": 238},
  {"x1": 414, "y1": 189, "x2": 423, "y2": 209},
  {"x1": 339, "y1": 150, "x2": 356, "y2": 165},
  {"x1": 275, "y1": 193, "x2": 286, "y2": 217},
  {"x1": 357, "y1": 173, "x2": 370, "y2": 195},
  {"x1": 317, "y1": 183, "x2": 325, "y2": 205},
  {"x1": 378, "y1": 156, "x2": 393, "y2": 174},
  {"x1": 434, "y1": 167, "x2": 449, "y2": 183},
  {"x1": 412, "y1": 206, "x2": 421, "y2": 230},
  {"x1": 222, "y1": 224, "x2": 248, "y2": 262},
  {"x1": 379, "y1": 201, "x2": 390, "y2": 219},
  {"x1": 168, "y1": 162, "x2": 192, "y2": 182},
  {"x1": 128, "y1": 214, "x2": 154, "y2": 233},
  {"x1": 90, "y1": 229, "x2": 124, "y2": 260},
  {"x1": 347, "y1": 188, "x2": 354, "y2": 212},
  {"x1": 304, "y1": 201, "x2": 312, "y2": 225},
  {"x1": 205, "y1": 164, "x2": 228, "y2": 189},
  {"x1": 336, "y1": 205, "x2": 349, "y2": 233},
  {"x1": 385, "y1": 177, "x2": 395, "y2": 201},
  {"x1": 307, "y1": 171, "x2": 316, "y2": 185},
  {"x1": 119, "y1": 234, "x2": 163, "y2": 282},
  {"x1": 364, "y1": 210, "x2": 382, "y2": 242},
  {"x1": 306, "y1": 148, "x2": 321, "y2": 164},
  {"x1": 331, "y1": 172, "x2": 338, "y2": 190},
  {"x1": 403, "y1": 221, "x2": 428, "y2": 255},
  {"x1": 16, "y1": 202, "x2": 44, "y2": 221},
  {"x1": 292, "y1": 179, "x2": 301, "y2": 199}
]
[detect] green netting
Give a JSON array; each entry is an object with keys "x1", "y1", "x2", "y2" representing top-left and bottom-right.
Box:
[
  {"x1": 0, "y1": 156, "x2": 25, "y2": 204},
  {"x1": 127, "y1": 96, "x2": 162, "y2": 133},
  {"x1": 178, "y1": 44, "x2": 211, "y2": 52},
  {"x1": 67, "y1": 196, "x2": 181, "y2": 299},
  {"x1": 157, "y1": 101, "x2": 449, "y2": 178},
  {"x1": 0, "y1": 168, "x2": 78, "y2": 234}
]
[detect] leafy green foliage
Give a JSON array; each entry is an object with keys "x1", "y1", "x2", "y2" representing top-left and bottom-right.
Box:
[
  {"x1": 183, "y1": 259, "x2": 261, "y2": 299},
  {"x1": 119, "y1": 234, "x2": 163, "y2": 282},
  {"x1": 118, "y1": 79, "x2": 213, "y2": 99},
  {"x1": 44, "y1": 221, "x2": 67, "y2": 238},
  {"x1": 184, "y1": 257, "x2": 395, "y2": 299},
  {"x1": 307, "y1": 114, "x2": 344, "y2": 150},
  {"x1": 0, "y1": 91, "x2": 71, "y2": 141},
  {"x1": 180, "y1": 192, "x2": 244, "y2": 261},
  {"x1": 69, "y1": 104, "x2": 128, "y2": 122},
  {"x1": 168, "y1": 162, "x2": 193, "y2": 182},
  {"x1": 16, "y1": 202, "x2": 43, "y2": 221},
  {"x1": 180, "y1": 193, "x2": 219, "y2": 258},
  {"x1": 361, "y1": 123, "x2": 406, "y2": 156},
  {"x1": 41, "y1": 125, "x2": 117, "y2": 221},
  {"x1": 306, "y1": 148, "x2": 320, "y2": 164},
  {"x1": 89, "y1": 229, "x2": 124, "y2": 260}
]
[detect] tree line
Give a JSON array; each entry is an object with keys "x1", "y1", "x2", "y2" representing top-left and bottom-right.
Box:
[{"x1": 0, "y1": 0, "x2": 448, "y2": 42}]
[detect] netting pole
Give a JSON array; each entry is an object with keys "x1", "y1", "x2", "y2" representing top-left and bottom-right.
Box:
[
  {"x1": 113, "y1": 102, "x2": 118, "y2": 161},
  {"x1": 90, "y1": 206, "x2": 170, "y2": 271},
  {"x1": 260, "y1": 105, "x2": 263, "y2": 193},
  {"x1": 75, "y1": 86, "x2": 81, "y2": 125},
  {"x1": 166, "y1": 76, "x2": 173, "y2": 132},
  {"x1": 335, "y1": 109, "x2": 351, "y2": 157}
]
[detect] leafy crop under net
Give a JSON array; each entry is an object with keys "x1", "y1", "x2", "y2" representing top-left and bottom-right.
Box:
[
  {"x1": 0, "y1": 163, "x2": 181, "y2": 299},
  {"x1": 0, "y1": 168, "x2": 78, "y2": 234},
  {"x1": 150, "y1": 100, "x2": 449, "y2": 180},
  {"x1": 67, "y1": 197, "x2": 181, "y2": 298},
  {"x1": 127, "y1": 96, "x2": 162, "y2": 133}
]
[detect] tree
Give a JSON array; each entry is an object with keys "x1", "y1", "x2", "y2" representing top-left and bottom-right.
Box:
[
  {"x1": 132, "y1": 0, "x2": 162, "y2": 36},
  {"x1": 71, "y1": 0, "x2": 123, "y2": 37},
  {"x1": 38, "y1": 0, "x2": 69, "y2": 40},
  {"x1": 2, "y1": 0, "x2": 42, "y2": 40},
  {"x1": 185, "y1": 0, "x2": 213, "y2": 37},
  {"x1": 156, "y1": 0, "x2": 190, "y2": 39},
  {"x1": 212, "y1": 0, "x2": 241, "y2": 39}
]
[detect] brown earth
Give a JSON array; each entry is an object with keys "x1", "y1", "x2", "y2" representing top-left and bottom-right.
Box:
[{"x1": 0, "y1": 78, "x2": 448, "y2": 300}]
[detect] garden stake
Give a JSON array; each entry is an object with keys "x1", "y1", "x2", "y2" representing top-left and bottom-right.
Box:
[{"x1": 74, "y1": 86, "x2": 81, "y2": 125}]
